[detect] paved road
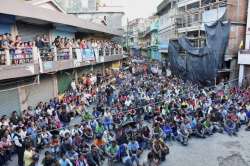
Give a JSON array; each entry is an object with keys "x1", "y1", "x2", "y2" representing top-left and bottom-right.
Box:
[
  {"x1": 7, "y1": 128, "x2": 250, "y2": 166},
  {"x1": 6, "y1": 103, "x2": 250, "y2": 166}
]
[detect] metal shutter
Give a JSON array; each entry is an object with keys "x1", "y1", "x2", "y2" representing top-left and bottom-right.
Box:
[
  {"x1": 0, "y1": 89, "x2": 20, "y2": 116},
  {"x1": 26, "y1": 75, "x2": 55, "y2": 107},
  {"x1": 57, "y1": 71, "x2": 74, "y2": 94}
]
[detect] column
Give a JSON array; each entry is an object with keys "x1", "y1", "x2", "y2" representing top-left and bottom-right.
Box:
[
  {"x1": 5, "y1": 49, "x2": 11, "y2": 65},
  {"x1": 32, "y1": 47, "x2": 39, "y2": 63},
  {"x1": 18, "y1": 87, "x2": 28, "y2": 111},
  {"x1": 109, "y1": 47, "x2": 112, "y2": 56},
  {"x1": 69, "y1": 47, "x2": 73, "y2": 59},
  {"x1": 53, "y1": 47, "x2": 58, "y2": 61},
  {"x1": 239, "y1": 64, "x2": 245, "y2": 87}
]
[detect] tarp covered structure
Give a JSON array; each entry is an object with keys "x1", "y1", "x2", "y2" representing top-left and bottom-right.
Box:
[{"x1": 168, "y1": 20, "x2": 230, "y2": 85}]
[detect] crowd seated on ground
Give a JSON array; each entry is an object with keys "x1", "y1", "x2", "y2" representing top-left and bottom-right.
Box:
[{"x1": 0, "y1": 59, "x2": 249, "y2": 166}]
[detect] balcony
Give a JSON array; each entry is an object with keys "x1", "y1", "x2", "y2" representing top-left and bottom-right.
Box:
[
  {"x1": 177, "y1": 0, "x2": 200, "y2": 8},
  {"x1": 238, "y1": 50, "x2": 250, "y2": 65},
  {"x1": 0, "y1": 46, "x2": 125, "y2": 80},
  {"x1": 176, "y1": 12, "x2": 202, "y2": 33},
  {"x1": 0, "y1": 48, "x2": 39, "y2": 80}
]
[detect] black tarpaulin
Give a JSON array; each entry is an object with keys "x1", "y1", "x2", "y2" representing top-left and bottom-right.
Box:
[{"x1": 168, "y1": 20, "x2": 230, "y2": 85}]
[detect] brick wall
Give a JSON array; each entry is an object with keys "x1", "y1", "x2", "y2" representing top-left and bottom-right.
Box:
[
  {"x1": 225, "y1": 0, "x2": 247, "y2": 57},
  {"x1": 226, "y1": 25, "x2": 246, "y2": 57},
  {"x1": 227, "y1": 0, "x2": 247, "y2": 23}
]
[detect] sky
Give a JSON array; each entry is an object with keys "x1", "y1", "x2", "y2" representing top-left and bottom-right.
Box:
[{"x1": 101, "y1": 0, "x2": 163, "y2": 21}]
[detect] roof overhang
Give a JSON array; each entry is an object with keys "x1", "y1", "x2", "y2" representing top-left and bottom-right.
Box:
[
  {"x1": 27, "y1": 0, "x2": 66, "y2": 14},
  {"x1": 0, "y1": 0, "x2": 122, "y2": 36}
]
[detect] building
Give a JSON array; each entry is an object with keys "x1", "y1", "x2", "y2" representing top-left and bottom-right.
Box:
[
  {"x1": 0, "y1": 0, "x2": 126, "y2": 116},
  {"x1": 156, "y1": 0, "x2": 247, "y2": 83},
  {"x1": 59, "y1": 0, "x2": 125, "y2": 32},
  {"x1": 238, "y1": 1, "x2": 250, "y2": 87},
  {"x1": 127, "y1": 18, "x2": 145, "y2": 56},
  {"x1": 126, "y1": 16, "x2": 160, "y2": 59},
  {"x1": 55, "y1": 0, "x2": 97, "y2": 13},
  {"x1": 156, "y1": 0, "x2": 178, "y2": 58}
]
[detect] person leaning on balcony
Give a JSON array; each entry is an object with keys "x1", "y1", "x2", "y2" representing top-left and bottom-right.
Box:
[
  {"x1": 15, "y1": 35, "x2": 22, "y2": 45},
  {"x1": 54, "y1": 36, "x2": 60, "y2": 48},
  {"x1": 41, "y1": 34, "x2": 50, "y2": 47},
  {"x1": 80, "y1": 40, "x2": 86, "y2": 49},
  {"x1": 35, "y1": 35, "x2": 45, "y2": 49},
  {"x1": 1, "y1": 34, "x2": 10, "y2": 50},
  {"x1": 65, "y1": 39, "x2": 71, "y2": 49}
]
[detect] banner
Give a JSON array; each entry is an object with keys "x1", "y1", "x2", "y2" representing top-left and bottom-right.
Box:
[
  {"x1": 82, "y1": 49, "x2": 95, "y2": 61},
  {"x1": 112, "y1": 61, "x2": 120, "y2": 70},
  {"x1": 75, "y1": 48, "x2": 82, "y2": 62}
]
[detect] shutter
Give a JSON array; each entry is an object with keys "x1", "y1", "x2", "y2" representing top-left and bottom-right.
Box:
[
  {"x1": 26, "y1": 76, "x2": 55, "y2": 107},
  {"x1": 57, "y1": 71, "x2": 74, "y2": 94},
  {"x1": 0, "y1": 89, "x2": 20, "y2": 116}
]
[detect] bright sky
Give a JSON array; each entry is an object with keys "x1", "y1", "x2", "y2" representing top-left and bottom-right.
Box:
[{"x1": 101, "y1": 0, "x2": 162, "y2": 21}]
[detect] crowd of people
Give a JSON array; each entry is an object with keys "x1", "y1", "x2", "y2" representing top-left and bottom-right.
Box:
[
  {"x1": 0, "y1": 58, "x2": 249, "y2": 166},
  {"x1": 0, "y1": 33, "x2": 34, "y2": 65},
  {"x1": 0, "y1": 33, "x2": 122, "y2": 63}
]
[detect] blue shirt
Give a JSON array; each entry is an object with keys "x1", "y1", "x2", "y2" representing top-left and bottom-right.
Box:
[{"x1": 128, "y1": 141, "x2": 139, "y2": 152}]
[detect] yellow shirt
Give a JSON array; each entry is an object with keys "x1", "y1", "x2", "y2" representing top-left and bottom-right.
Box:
[{"x1": 24, "y1": 150, "x2": 33, "y2": 166}]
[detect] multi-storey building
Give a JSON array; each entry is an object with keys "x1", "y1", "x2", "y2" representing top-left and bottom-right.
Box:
[
  {"x1": 127, "y1": 18, "x2": 145, "y2": 56},
  {"x1": 55, "y1": 0, "x2": 97, "y2": 12},
  {"x1": 58, "y1": 0, "x2": 125, "y2": 32},
  {"x1": 157, "y1": 0, "x2": 247, "y2": 82},
  {"x1": 157, "y1": 0, "x2": 178, "y2": 57},
  {"x1": 238, "y1": 1, "x2": 250, "y2": 87},
  {"x1": 0, "y1": 0, "x2": 126, "y2": 115}
]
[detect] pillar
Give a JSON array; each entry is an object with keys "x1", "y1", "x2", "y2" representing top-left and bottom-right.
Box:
[
  {"x1": 5, "y1": 49, "x2": 11, "y2": 65},
  {"x1": 239, "y1": 64, "x2": 245, "y2": 87},
  {"x1": 69, "y1": 47, "x2": 73, "y2": 59},
  {"x1": 18, "y1": 87, "x2": 28, "y2": 111},
  {"x1": 54, "y1": 47, "x2": 58, "y2": 61}
]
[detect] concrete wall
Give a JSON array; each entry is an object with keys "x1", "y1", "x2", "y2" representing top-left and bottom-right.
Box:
[
  {"x1": 77, "y1": 12, "x2": 124, "y2": 30},
  {"x1": 245, "y1": 66, "x2": 250, "y2": 87},
  {"x1": 20, "y1": 75, "x2": 58, "y2": 108}
]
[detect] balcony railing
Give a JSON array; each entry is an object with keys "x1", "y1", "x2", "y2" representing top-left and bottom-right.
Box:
[
  {"x1": 10, "y1": 48, "x2": 33, "y2": 65},
  {"x1": 0, "y1": 49, "x2": 6, "y2": 65},
  {"x1": 0, "y1": 46, "x2": 124, "y2": 80},
  {"x1": 39, "y1": 47, "x2": 55, "y2": 61},
  {"x1": 0, "y1": 46, "x2": 124, "y2": 67}
]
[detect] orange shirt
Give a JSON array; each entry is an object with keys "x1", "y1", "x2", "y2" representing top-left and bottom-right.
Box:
[{"x1": 94, "y1": 139, "x2": 106, "y2": 148}]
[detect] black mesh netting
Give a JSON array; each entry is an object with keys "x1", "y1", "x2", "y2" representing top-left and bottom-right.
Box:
[{"x1": 168, "y1": 20, "x2": 230, "y2": 85}]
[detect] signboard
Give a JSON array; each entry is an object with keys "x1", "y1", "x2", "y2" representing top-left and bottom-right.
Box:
[
  {"x1": 43, "y1": 61, "x2": 53, "y2": 71},
  {"x1": 75, "y1": 48, "x2": 82, "y2": 62},
  {"x1": 112, "y1": 61, "x2": 120, "y2": 70},
  {"x1": 82, "y1": 49, "x2": 95, "y2": 61}
]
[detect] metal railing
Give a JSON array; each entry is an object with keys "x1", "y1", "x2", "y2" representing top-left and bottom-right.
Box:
[
  {"x1": 39, "y1": 46, "x2": 55, "y2": 61},
  {"x1": 0, "y1": 46, "x2": 124, "y2": 66},
  {"x1": 57, "y1": 48, "x2": 70, "y2": 60},
  {"x1": 0, "y1": 49, "x2": 6, "y2": 65},
  {"x1": 10, "y1": 48, "x2": 33, "y2": 65}
]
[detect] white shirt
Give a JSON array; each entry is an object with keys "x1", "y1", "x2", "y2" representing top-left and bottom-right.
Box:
[
  {"x1": 237, "y1": 112, "x2": 247, "y2": 121},
  {"x1": 71, "y1": 81, "x2": 77, "y2": 91}
]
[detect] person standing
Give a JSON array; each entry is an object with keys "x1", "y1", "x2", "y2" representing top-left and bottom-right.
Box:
[
  {"x1": 24, "y1": 144, "x2": 37, "y2": 166},
  {"x1": 13, "y1": 127, "x2": 25, "y2": 166}
]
